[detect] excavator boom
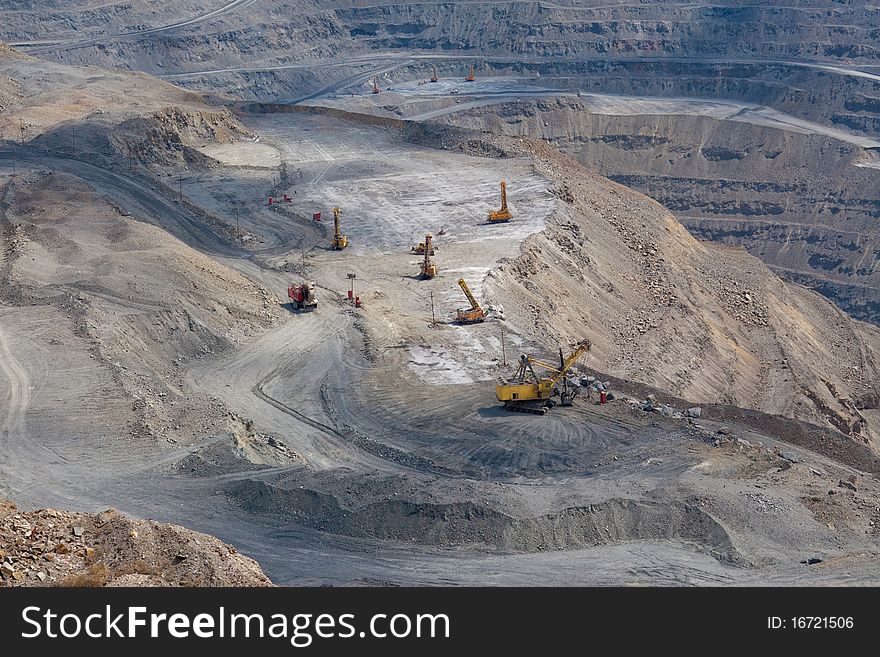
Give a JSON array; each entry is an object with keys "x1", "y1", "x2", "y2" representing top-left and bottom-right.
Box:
[
  {"x1": 487, "y1": 180, "x2": 512, "y2": 223},
  {"x1": 457, "y1": 278, "x2": 481, "y2": 312},
  {"x1": 454, "y1": 278, "x2": 486, "y2": 323},
  {"x1": 548, "y1": 339, "x2": 591, "y2": 385}
]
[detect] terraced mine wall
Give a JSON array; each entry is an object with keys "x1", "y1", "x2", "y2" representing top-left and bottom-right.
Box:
[
  {"x1": 3, "y1": 2, "x2": 880, "y2": 135},
  {"x1": 441, "y1": 98, "x2": 880, "y2": 324}
]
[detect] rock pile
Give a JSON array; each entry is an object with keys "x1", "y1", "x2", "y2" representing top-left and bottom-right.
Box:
[{"x1": 0, "y1": 500, "x2": 272, "y2": 587}]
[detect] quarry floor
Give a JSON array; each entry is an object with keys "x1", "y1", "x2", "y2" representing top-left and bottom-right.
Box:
[{"x1": 2, "y1": 106, "x2": 880, "y2": 586}]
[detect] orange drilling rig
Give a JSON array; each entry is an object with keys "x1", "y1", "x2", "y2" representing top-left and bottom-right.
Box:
[
  {"x1": 465, "y1": 64, "x2": 475, "y2": 82},
  {"x1": 454, "y1": 278, "x2": 486, "y2": 324},
  {"x1": 487, "y1": 180, "x2": 512, "y2": 223},
  {"x1": 430, "y1": 66, "x2": 439, "y2": 83},
  {"x1": 419, "y1": 233, "x2": 438, "y2": 279},
  {"x1": 372, "y1": 77, "x2": 381, "y2": 94},
  {"x1": 331, "y1": 207, "x2": 348, "y2": 250}
]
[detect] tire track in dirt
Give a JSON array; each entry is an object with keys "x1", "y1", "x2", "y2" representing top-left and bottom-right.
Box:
[
  {"x1": 0, "y1": 319, "x2": 71, "y2": 474},
  {"x1": 0, "y1": 323, "x2": 31, "y2": 438}
]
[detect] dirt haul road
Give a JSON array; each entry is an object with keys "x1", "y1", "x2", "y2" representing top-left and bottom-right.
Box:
[
  {"x1": 13, "y1": 0, "x2": 262, "y2": 53},
  {"x1": 0, "y1": 150, "x2": 234, "y2": 254}
]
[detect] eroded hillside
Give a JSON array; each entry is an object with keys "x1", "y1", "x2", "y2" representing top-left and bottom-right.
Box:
[
  {"x1": 437, "y1": 96, "x2": 880, "y2": 324},
  {"x1": 439, "y1": 133, "x2": 880, "y2": 448}
]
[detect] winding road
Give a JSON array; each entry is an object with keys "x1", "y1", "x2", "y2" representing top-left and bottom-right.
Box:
[{"x1": 13, "y1": 0, "x2": 262, "y2": 54}]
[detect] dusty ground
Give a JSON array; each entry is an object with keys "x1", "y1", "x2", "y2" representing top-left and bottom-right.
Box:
[
  {"x1": 2, "y1": 51, "x2": 880, "y2": 586},
  {"x1": 316, "y1": 76, "x2": 880, "y2": 326}
]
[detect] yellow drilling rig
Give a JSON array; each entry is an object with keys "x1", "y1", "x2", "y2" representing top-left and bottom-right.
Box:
[
  {"x1": 411, "y1": 235, "x2": 438, "y2": 255},
  {"x1": 487, "y1": 181, "x2": 512, "y2": 223},
  {"x1": 430, "y1": 66, "x2": 439, "y2": 83},
  {"x1": 419, "y1": 233, "x2": 438, "y2": 279},
  {"x1": 331, "y1": 207, "x2": 348, "y2": 250},
  {"x1": 495, "y1": 339, "x2": 591, "y2": 414},
  {"x1": 454, "y1": 278, "x2": 486, "y2": 324}
]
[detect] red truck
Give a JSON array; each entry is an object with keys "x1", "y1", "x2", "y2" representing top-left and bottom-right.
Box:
[{"x1": 288, "y1": 282, "x2": 317, "y2": 311}]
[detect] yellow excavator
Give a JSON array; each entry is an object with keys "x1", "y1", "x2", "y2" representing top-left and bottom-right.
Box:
[
  {"x1": 495, "y1": 339, "x2": 591, "y2": 414},
  {"x1": 331, "y1": 207, "x2": 348, "y2": 250},
  {"x1": 419, "y1": 233, "x2": 438, "y2": 279},
  {"x1": 454, "y1": 278, "x2": 486, "y2": 324},
  {"x1": 487, "y1": 181, "x2": 512, "y2": 223}
]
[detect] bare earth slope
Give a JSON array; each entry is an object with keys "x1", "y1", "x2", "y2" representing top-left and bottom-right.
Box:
[
  {"x1": 435, "y1": 96, "x2": 880, "y2": 325},
  {"x1": 458, "y1": 134, "x2": 880, "y2": 447}
]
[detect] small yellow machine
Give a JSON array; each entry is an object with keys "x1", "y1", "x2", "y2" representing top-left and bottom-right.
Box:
[
  {"x1": 454, "y1": 278, "x2": 486, "y2": 324},
  {"x1": 487, "y1": 181, "x2": 512, "y2": 223},
  {"x1": 411, "y1": 237, "x2": 438, "y2": 255},
  {"x1": 331, "y1": 207, "x2": 348, "y2": 250},
  {"x1": 495, "y1": 340, "x2": 591, "y2": 414},
  {"x1": 419, "y1": 233, "x2": 438, "y2": 279}
]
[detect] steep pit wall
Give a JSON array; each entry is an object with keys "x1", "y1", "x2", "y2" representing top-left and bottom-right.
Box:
[{"x1": 439, "y1": 98, "x2": 880, "y2": 324}]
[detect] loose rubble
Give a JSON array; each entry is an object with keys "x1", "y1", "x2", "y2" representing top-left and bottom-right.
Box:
[{"x1": 0, "y1": 501, "x2": 272, "y2": 587}]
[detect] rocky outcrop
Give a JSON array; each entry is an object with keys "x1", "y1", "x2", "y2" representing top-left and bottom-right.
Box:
[{"x1": 0, "y1": 500, "x2": 273, "y2": 587}]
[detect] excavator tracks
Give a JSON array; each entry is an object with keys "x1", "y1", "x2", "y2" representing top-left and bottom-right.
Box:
[{"x1": 504, "y1": 402, "x2": 548, "y2": 416}]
